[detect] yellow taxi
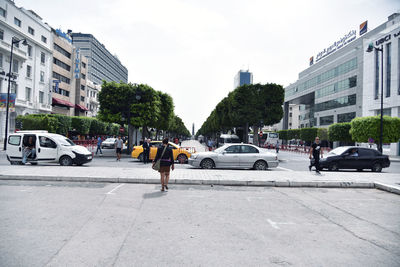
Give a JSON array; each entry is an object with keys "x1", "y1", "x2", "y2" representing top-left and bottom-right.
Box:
[{"x1": 131, "y1": 141, "x2": 192, "y2": 163}]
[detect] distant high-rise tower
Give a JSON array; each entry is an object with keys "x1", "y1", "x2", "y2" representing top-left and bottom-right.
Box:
[
  {"x1": 234, "y1": 70, "x2": 253, "y2": 88},
  {"x1": 192, "y1": 123, "x2": 195, "y2": 136}
]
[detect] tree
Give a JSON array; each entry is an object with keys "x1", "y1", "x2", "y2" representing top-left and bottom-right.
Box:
[
  {"x1": 278, "y1": 130, "x2": 288, "y2": 141},
  {"x1": 287, "y1": 129, "x2": 300, "y2": 140},
  {"x1": 300, "y1": 128, "x2": 318, "y2": 142},
  {"x1": 317, "y1": 128, "x2": 328, "y2": 141},
  {"x1": 155, "y1": 91, "x2": 174, "y2": 138},
  {"x1": 350, "y1": 116, "x2": 400, "y2": 144},
  {"x1": 328, "y1": 123, "x2": 352, "y2": 142}
]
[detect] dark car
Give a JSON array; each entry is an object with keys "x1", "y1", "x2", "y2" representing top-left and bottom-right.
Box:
[{"x1": 320, "y1": 146, "x2": 390, "y2": 172}]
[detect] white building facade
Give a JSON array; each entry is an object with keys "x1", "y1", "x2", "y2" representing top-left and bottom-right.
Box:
[
  {"x1": 363, "y1": 14, "x2": 400, "y2": 155},
  {"x1": 86, "y1": 80, "x2": 100, "y2": 117},
  {"x1": 0, "y1": 0, "x2": 52, "y2": 142}
]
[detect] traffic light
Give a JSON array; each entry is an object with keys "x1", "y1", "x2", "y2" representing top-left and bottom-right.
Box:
[{"x1": 366, "y1": 42, "x2": 374, "y2": 53}]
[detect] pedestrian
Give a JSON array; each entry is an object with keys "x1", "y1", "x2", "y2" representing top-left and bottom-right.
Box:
[
  {"x1": 153, "y1": 138, "x2": 175, "y2": 192},
  {"x1": 143, "y1": 138, "x2": 150, "y2": 164},
  {"x1": 22, "y1": 136, "x2": 36, "y2": 164},
  {"x1": 276, "y1": 140, "x2": 280, "y2": 153},
  {"x1": 96, "y1": 136, "x2": 103, "y2": 155},
  {"x1": 115, "y1": 135, "x2": 123, "y2": 161},
  {"x1": 309, "y1": 136, "x2": 323, "y2": 174}
]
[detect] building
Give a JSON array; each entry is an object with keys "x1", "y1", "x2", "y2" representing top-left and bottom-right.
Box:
[
  {"x1": 0, "y1": 0, "x2": 52, "y2": 141},
  {"x1": 51, "y1": 28, "x2": 89, "y2": 116},
  {"x1": 71, "y1": 33, "x2": 128, "y2": 85},
  {"x1": 234, "y1": 70, "x2": 253, "y2": 89},
  {"x1": 86, "y1": 80, "x2": 100, "y2": 117},
  {"x1": 284, "y1": 13, "x2": 400, "y2": 155},
  {"x1": 362, "y1": 14, "x2": 400, "y2": 155}
]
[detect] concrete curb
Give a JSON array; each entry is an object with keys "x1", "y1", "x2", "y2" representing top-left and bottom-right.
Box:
[{"x1": 0, "y1": 174, "x2": 397, "y2": 194}]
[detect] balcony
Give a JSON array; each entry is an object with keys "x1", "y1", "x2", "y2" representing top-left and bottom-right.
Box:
[{"x1": 0, "y1": 41, "x2": 28, "y2": 61}]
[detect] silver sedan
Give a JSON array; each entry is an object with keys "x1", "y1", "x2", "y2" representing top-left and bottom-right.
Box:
[{"x1": 188, "y1": 144, "x2": 279, "y2": 170}]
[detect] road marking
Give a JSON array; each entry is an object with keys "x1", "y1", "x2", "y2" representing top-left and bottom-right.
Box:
[
  {"x1": 277, "y1": 166, "x2": 294, "y2": 172},
  {"x1": 267, "y1": 219, "x2": 295, "y2": 229},
  {"x1": 106, "y1": 184, "x2": 125, "y2": 195}
]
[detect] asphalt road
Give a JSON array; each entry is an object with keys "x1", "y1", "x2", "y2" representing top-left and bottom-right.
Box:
[
  {"x1": 0, "y1": 180, "x2": 399, "y2": 266},
  {"x1": 2, "y1": 147, "x2": 399, "y2": 173}
]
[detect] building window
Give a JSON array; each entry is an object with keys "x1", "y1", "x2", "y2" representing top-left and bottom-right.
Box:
[
  {"x1": 53, "y1": 57, "x2": 71, "y2": 71},
  {"x1": 315, "y1": 94, "x2": 356, "y2": 112},
  {"x1": 52, "y1": 72, "x2": 70, "y2": 84},
  {"x1": 81, "y1": 73, "x2": 86, "y2": 79},
  {"x1": 53, "y1": 43, "x2": 71, "y2": 58},
  {"x1": 14, "y1": 17, "x2": 21, "y2": 27},
  {"x1": 41, "y1": 52, "x2": 45, "y2": 64},
  {"x1": 39, "y1": 91, "x2": 44, "y2": 104},
  {"x1": 0, "y1": 7, "x2": 6, "y2": 18},
  {"x1": 81, "y1": 85, "x2": 85, "y2": 91},
  {"x1": 319, "y1": 115, "x2": 334, "y2": 126},
  {"x1": 337, "y1": 112, "x2": 356, "y2": 123},
  {"x1": 11, "y1": 83, "x2": 17, "y2": 95},
  {"x1": 376, "y1": 108, "x2": 391, "y2": 117},
  {"x1": 0, "y1": 29, "x2": 3, "y2": 40},
  {"x1": 386, "y1": 43, "x2": 391, "y2": 97},
  {"x1": 289, "y1": 112, "x2": 292, "y2": 118},
  {"x1": 40, "y1": 71, "x2": 45, "y2": 82},
  {"x1": 25, "y1": 87, "x2": 31, "y2": 101},
  {"x1": 82, "y1": 62, "x2": 86, "y2": 68},
  {"x1": 81, "y1": 96, "x2": 85, "y2": 102},
  {"x1": 375, "y1": 49, "x2": 379, "y2": 100},
  {"x1": 0, "y1": 53, "x2": 3, "y2": 68},
  {"x1": 26, "y1": 65, "x2": 31, "y2": 78},
  {"x1": 12, "y1": 60, "x2": 18, "y2": 73},
  {"x1": 27, "y1": 45, "x2": 32, "y2": 57},
  {"x1": 28, "y1": 26, "x2": 35, "y2": 35},
  {"x1": 41, "y1": 35, "x2": 47, "y2": 43}
]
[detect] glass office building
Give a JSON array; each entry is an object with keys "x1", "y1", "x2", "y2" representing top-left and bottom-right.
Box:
[
  {"x1": 234, "y1": 70, "x2": 253, "y2": 88},
  {"x1": 71, "y1": 33, "x2": 128, "y2": 85},
  {"x1": 283, "y1": 14, "x2": 399, "y2": 129}
]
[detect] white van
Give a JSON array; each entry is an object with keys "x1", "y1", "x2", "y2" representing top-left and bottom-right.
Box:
[
  {"x1": 6, "y1": 131, "x2": 92, "y2": 166},
  {"x1": 218, "y1": 134, "x2": 241, "y2": 147}
]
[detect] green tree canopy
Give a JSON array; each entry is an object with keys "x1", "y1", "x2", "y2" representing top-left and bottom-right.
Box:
[
  {"x1": 350, "y1": 116, "x2": 400, "y2": 143},
  {"x1": 328, "y1": 122, "x2": 352, "y2": 142}
]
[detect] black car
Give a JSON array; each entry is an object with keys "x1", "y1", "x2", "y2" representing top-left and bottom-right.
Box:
[{"x1": 320, "y1": 146, "x2": 390, "y2": 172}]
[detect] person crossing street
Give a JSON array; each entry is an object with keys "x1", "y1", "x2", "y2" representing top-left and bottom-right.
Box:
[{"x1": 309, "y1": 136, "x2": 323, "y2": 174}]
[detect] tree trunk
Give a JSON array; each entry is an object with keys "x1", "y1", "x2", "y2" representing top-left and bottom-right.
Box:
[
  {"x1": 253, "y1": 125, "x2": 259, "y2": 146},
  {"x1": 128, "y1": 123, "x2": 134, "y2": 154},
  {"x1": 244, "y1": 122, "x2": 249, "y2": 143}
]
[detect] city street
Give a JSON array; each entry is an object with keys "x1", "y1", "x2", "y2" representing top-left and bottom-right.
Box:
[{"x1": 0, "y1": 180, "x2": 399, "y2": 266}]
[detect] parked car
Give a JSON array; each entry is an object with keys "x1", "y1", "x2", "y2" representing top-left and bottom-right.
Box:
[
  {"x1": 189, "y1": 143, "x2": 278, "y2": 170},
  {"x1": 131, "y1": 141, "x2": 191, "y2": 163},
  {"x1": 101, "y1": 138, "x2": 116, "y2": 149},
  {"x1": 319, "y1": 146, "x2": 390, "y2": 172},
  {"x1": 6, "y1": 131, "x2": 92, "y2": 166}
]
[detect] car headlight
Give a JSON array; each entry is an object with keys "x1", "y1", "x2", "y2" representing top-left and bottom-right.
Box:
[{"x1": 191, "y1": 154, "x2": 198, "y2": 159}]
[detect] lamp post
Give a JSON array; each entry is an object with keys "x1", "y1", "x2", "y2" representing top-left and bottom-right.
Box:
[
  {"x1": 3, "y1": 37, "x2": 27, "y2": 151},
  {"x1": 366, "y1": 43, "x2": 384, "y2": 153}
]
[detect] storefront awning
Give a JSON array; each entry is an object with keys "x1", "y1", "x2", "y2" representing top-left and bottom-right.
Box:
[
  {"x1": 52, "y1": 97, "x2": 74, "y2": 107},
  {"x1": 75, "y1": 104, "x2": 89, "y2": 111}
]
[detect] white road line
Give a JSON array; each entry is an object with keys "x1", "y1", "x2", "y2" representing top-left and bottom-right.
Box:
[
  {"x1": 106, "y1": 184, "x2": 125, "y2": 195},
  {"x1": 267, "y1": 219, "x2": 280, "y2": 229},
  {"x1": 276, "y1": 166, "x2": 294, "y2": 172}
]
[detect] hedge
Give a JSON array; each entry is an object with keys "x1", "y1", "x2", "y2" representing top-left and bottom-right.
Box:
[
  {"x1": 300, "y1": 127, "x2": 318, "y2": 141},
  {"x1": 16, "y1": 114, "x2": 120, "y2": 136},
  {"x1": 317, "y1": 128, "x2": 328, "y2": 141},
  {"x1": 287, "y1": 129, "x2": 300, "y2": 139},
  {"x1": 328, "y1": 122, "x2": 352, "y2": 142},
  {"x1": 350, "y1": 116, "x2": 400, "y2": 143},
  {"x1": 278, "y1": 129, "x2": 288, "y2": 140}
]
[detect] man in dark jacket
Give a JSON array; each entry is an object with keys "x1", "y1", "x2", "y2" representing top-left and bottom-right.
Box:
[{"x1": 143, "y1": 138, "x2": 150, "y2": 164}]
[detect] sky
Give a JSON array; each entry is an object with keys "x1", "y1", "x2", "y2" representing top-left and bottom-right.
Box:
[{"x1": 16, "y1": 0, "x2": 400, "y2": 133}]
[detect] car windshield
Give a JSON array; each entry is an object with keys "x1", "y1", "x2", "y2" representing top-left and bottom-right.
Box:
[
  {"x1": 328, "y1": 147, "x2": 349, "y2": 156},
  {"x1": 53, "y1": 135, "x2": 75, "y2": 146},
  {"x1": 105, "y1": 138, "x2": 115, "y2": 142},
  {"x1": 269, "y1": 133, "x2": 278, "y2": 138},
  {"x1": 214, "y1": 146, "x2": 226, "y2": 153}
]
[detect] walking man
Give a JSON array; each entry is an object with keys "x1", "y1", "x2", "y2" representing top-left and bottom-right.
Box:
[
  {"x1": 96, "y1": 136, "x2": 103, "y2": 155},
  {"x1": 309, "y1": 136, "x2": 323, "y2": 174},
  {"x1": 115, "y1": 135, "x2": 123, "y2": 161}
]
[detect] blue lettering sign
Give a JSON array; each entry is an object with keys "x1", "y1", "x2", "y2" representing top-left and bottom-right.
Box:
[{"x1": 55, "y1": 29, "x2": 72, "y2": 43}]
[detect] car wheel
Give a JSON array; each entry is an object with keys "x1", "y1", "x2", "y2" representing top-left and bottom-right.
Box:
[
  {"x1": 30, "y1": 162, "x2": 38, "y2": 165},
  {"x1": 329, "y1": 162, "x2": 339, "y2": 171},
  {"x1": 372, "y1": 162, "x2": 382, "y2": 172},
  {"x1": 59, "y1": 156, "x2": 73, "y2": 166},
  {"x1": 138, "y1": 153, "x2": 144, "y2": 162},
  {"x1": 254, "y1": 160, "x2": 268, "y2": 170},
  {"x1": 200, "y1": 158, "x2": 214, "y2": 169},
  {"x1": 177, "y1": 154, "x2": 188, "y2": 164},
  {"x1": 10, "y1": 161, "x2": 18, "y2": 165}
]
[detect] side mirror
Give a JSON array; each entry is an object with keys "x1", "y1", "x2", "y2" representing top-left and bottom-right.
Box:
[{"x1": 222, "y1": 151, "x2": 226, "y2": 155}]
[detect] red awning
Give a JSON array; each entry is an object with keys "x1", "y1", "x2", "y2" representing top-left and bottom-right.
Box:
[
  {"x1": 52, "y1": 97, "x2": 74, "y2": 107},
  {"x1": 75, "y1": 104, "x2": 89, "y2": 111}
]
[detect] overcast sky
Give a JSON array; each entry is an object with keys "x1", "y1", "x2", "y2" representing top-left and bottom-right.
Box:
[{"x1": 16, "y1": 0, "x2": 399, "y2": 132}]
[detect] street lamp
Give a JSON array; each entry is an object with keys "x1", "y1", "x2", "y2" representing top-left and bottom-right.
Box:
[
  {"x1": 3, "y1": 37, "x2": 28, "y2": 150},
  {"x1": 366, "y1": 42, "x2": 384, "y2": 153}
]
